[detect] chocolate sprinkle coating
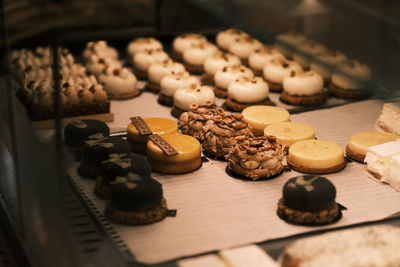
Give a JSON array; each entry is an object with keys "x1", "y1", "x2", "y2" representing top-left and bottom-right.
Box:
[
  {"x1": 283, "y1": 175, "x2": 336, "y2": 212},
  {"x1": 64, "y1": 119, "x2": 110, "y2": 148}
]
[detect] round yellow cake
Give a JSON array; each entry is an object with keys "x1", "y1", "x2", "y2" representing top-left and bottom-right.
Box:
[
  {"x1": 264, "y1": 121, "x2": 315, "y2": 148},
  {"x1": 241, "y1": 105, "x2": 290, "y2": 135},
  {"x1": 146, "y1": 133, "x2": 202, "y2": 173}
]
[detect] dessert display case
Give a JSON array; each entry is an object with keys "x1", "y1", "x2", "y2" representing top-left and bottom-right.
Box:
[{"x1": 1, "y1": 0, "x2": 400, "y2": 266}]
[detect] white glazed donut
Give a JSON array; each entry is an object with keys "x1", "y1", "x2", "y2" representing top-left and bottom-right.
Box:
[
  {"x1": 148, "y1": 59, "x2": 185, "y2": 84},
  {"x1": 248, "y1": 46, "x2": 286, "y2": 72},
  {"x1": 214, "y1": 65, "x2": 254, "y2": 90},
  {"x1": 182, "y1": 41, "x2": 219, "y2": 66},
  {"x1": 203, "y1": 52, "x2": 241, "y2": 75},
  {"x1": 283, "y1": 70, "x2": 324, "y2": 95},
  {"x1": 216, "y1": 29, "x2": 249, "y2": 50},
  {"x1": 310, "y1": 51, "x2": 347, "y2": 80},
  {"x1": 127, "y1": 37, "x2": 163, "y2": 57},
  {"x1": 160, "y1": 71, "x2": 200, "y2": 97},
  {"x1": 331, "y1": 60, "x2": 371, "y2": 89},
  {"x1": 263, "y1": 58, "x2": 302, "y2": 84},
  {"x1": 172, "y1": 33, "x2": 207, "y2": 54},
  {"x1": 228, "y1": 36, "x2": 263, "y2": 60},
  {"x1": 98, "y1": 67, "x2": 137, "y2": 96},
  {"x1": 228, "y1": 76, "x2": 269, "y2": 103},
  {"x1": 173, "y1": 84, "x2": 215, "y2": 111},
  {"x1": 133, "y1": 49, "x2": 169, "y2": 71}
]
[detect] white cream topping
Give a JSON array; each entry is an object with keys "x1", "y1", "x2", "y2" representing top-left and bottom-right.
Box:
[
  {"x1": 228, "y1": 76, "x2": 269, "y2": 103},
  {"x1": 384, "y1": 153, "x2": 400, "y2": 192},
  {"x1": 216, "y1": 29, "x2": 249, "y2": 50},
  {"x1": 203, "y1": 52, "x2": 241, "y2": 75},
  {"x1": 378, "y1": 103, "x2": 400, "y2": 136},
  {"x1": 86, "y1": 55, "x2": 122, "y2": 76},
  {"x1": 331, "y1": 60, "x2": 371, "y2": 89},
  {"x1": 228, "y1": 36, "x2": 263, "y2": 59},
  {"x1": 214, "y1": 65, "x2": 254, "y2": 90},
  {"x1": 172, "y1": 33, "x2": 207, "y2": 54},
  {"x1": 292, "y1": 40, "x2": 328, "y2": 67},
  {"x1": 275, "y1": 32, "x2": 308, "y2": 56},
  {"x1": 283, "y1": 70, "x2": 324, "y2": 95},
  {"x1": 160, "y1": 71, "x2": 200, "y2": 97},
  {"x1": 182, "y1": 41, "x2": 219, "y2": 66},
  {"x1": 310, "y1": 51, "x2": 347, "y2": 80},
  {"x1": 148, "y1": 59, "x2": 185, "y2": 84},
  {"x1": 263, "y1": 58, "x2": 302, "y2": 84},
  {"x1": 248, "y1": 46, "x2": 285, "y2": 71},
  {"x1": 82, "y1": 41, "x2": 118, "y2": 62},
  {"x1": 133, "y1": 49, "x2": 169, "y2": 71},
  {"x1": 99, "y1": 67, "x2": 137, "y2": 95},
  {"x1": 127, "y1": 37, "x2": 163, "y2": 56},
  {"x1": 173, "y1": 84, "x2": 215, "y2": 111}
]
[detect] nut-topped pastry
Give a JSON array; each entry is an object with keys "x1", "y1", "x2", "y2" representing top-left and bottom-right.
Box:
[
  {"x1": 310, "y1": 50, "x2": 347, "y2": 84},
  {"x1": 182, "y1": 41, "x2": 219, "y2": 74},
  {"x1": 202, "y1": 52, "x2": 241, "y2": 85},
  {"x1": 216, "y1": 28, "x2": 249, "y2": 51},
  {"x1": 127, "y1": 37, "x2": 163, "y2": 58},
  {"x1": 179, "y1": 102, "x2": 225, "y2": 141},
  {"x1": 98, "y1": 66, "x2": 139, "y2": 99},
  {"x1": 280, "y1": 70, "x2": 326, "y2": 106},
  {"x1": 263, "y1": 58, "x2": 302, "y2": 93},
  {"x1": 227, "y1": 135, "x2": 285, "y2": 180},
  {"x1": 226, "y1": 76, "x2": 274, "y2": 112},
  {"x1": 227, "y1": 36, "x2": 263, "y2": 65},
  {"x1": 214, "y1": 65, "x2": 254, "y2": 98},
  {"x1": 248, "y1": 46, "x2": 285, "y2": 76},
  {"x1": 82, "y1": 41, "x2": 119, "y2": 62},
  {"x1": 275, "y1": 31, "x2": 308, "y2": 58},
  {"x1": 158, "y1": 71, "x2": 200, "y2": 106},
  {"x1": 292, "y1": 39, "x2": 328, "y2": 68},
  {"x1": 172, "y1": 83, "x2": 216, "y2": 118},
  {"x1": 86, "y1": 54, "x2": 122, "y2": 76},
  {"x1": 277, "y1": 175, "x2": 342, "y2": 225},
  {"x1": 132, "y1": 48, "x2": 169, "y2": 79},
  {"x1": 147, "y1": 59, "x2": 185, "y2": 93},
  {"x1": 203, "y1": 113, "x2": 252, "y2": 159},
  {"x1": 172, "y1": 33, "x2": 207, "y2": 61}
]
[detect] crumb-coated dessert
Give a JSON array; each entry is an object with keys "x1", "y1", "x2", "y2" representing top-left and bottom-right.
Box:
[
  {"x1": 64, "y1": 119, "x2": 110, "y2": 160},
  {"x1": 346, "y1": 131, "x2": 398, "y2": 163},
  {"x1": 146, "y1": 133, "x2": 202, "y2": 174},
  {"x1": 127, "y1": 117, "x2": 178, "y2": 155},
  {"x1": 98, "y1": 67, "x2": 139, "y2": 99},
  {"x1": 287, "y1": 140, "x2": 346, "y2": 174},
  {"x1": 172, "y1": 83, "x2": 216, "y2": 118},
  {"x1": 264, "y1": 122, "x2": 315, "y2": 150},
  {"x1": 179, "y1": 102, "x2": 225, "y2": 141},
  {"x1": 78, "y1": 135, "x2": 131, "y2": 179},
  {"x1": 310, "y1": 50, "x2": 347, "y2": 85},
  {"x1": 378, "y1": 103, "x2": 400, "y2": 136},
  {"x1": 202, "y1": 52, "x2": 241, "y2": 85},
  {"x1": 158, "y1": 71, "x2": 200, "y2": 106},
  {"x1": 132, "y1": 48, "x2": 169, "y2": 80},
  {"x1": 82, "y1": 41, "x2": 119, "y2": 62},
  {"x1": 263, "y1": 58, "x2": 302, "y2": 93},
  {"x1": 227, "y1": 135, "x2": 285, "y2": 180},
  {"x1": 248, "y1": 46, "x2": 285, "y2": 76},
  {"x1": 274, "y1": 31, "x2": 308, "y2": 58},
  {"x1": 172, "y1": 33, "x2": 207, "y2": 61},
  {"x1": 277, "y1": 175, "x2": 341, "y2": 225},
  {"x1": 127, "y1": 37, "x2": 163, "y2": 58},
  {"x1": 216, "y1": 29, "x2": 249, "y2": 51},
  {"x1": 280, "y1": 70, "x2": 326, "y2": 106},
  {"x1": 105, "y1": 172, "x2": 168, "y2": 225},
  {"x1": 329, "y1": 60, "x2": 371, "y2": 99},
  {"x1": 227, "y1": 36, "x2": 263, "y2": 65},
  {"x1": 147, "y1": 59, "x2": 185, "y2": 93},
  {"x1": 182, "y1": 41, "x2": 219, "y2": 74},
  {"x1": 226, "y1": 76, "x2": 274, "y2": 112},
  {"x1": 241, "y1": 105, "x2": 290, "y2": 136},
  {"x1": 214, "y1": 65, "x2": 254, "y2": 98},
  {"x1": 292, "y1": 40, "x2": 327, "y2": 68},
  {"x1": 203, "y1": 113, "x2": 253, "y2": 159}
]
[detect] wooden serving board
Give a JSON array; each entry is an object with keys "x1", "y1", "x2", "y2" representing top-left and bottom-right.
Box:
[{"x1": 31, "y1": 113, "x2": 114, "y2": 130}]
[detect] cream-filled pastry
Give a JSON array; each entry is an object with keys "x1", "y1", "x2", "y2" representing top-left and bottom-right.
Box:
[
  {"x1": 378, "y1": 103, "x2": 400, "y2": 136},
  {"x1": 147, "y1": 59, "x2": 185, "y2": 93},
  {"x1": 263, "y1": 58, "x2": 302, "y2": 92},
  {"x1": 172, "y1": 33, "x2": 207, "y2": 61},
  {"x1": 292, "y1": 40, "x2": 328, "y2": 68},
  {"x1": 202, "y1": 52, "x2": 241, "y2": 85},
  {"x1": 158, "y1": 71, "x2": 200, "y2": 106},
  {"x1": 132, "y1": 49, "x2": 169, "y2": 79},
  {"x1": 127, "y1": 37, "x2": 163, "y2": 57},
  {"x1": 281, "y1": 70, "x2": 326, "y2": 106},
  {"x1": 214, "y1": 65, "x2": 254, "y2": 98},
  {"x1": 98, "y1": 67, "x2": 139, "y2": 99},
  {"x1": 248, "y1": 46, "x2": 286, "y2": 76},
  {"x1": 310, "y1": 50, "x2": 347, "y2": 83},
  {"x1": 182, "y1": 41, "x2": 219, "y2": 74},
  {"x1": 86, "y1": 54, "x2": 122, "y2": 76},
  {"x1": 172, "y1": 84, "x2": 215, "y2": 118},
  {"x1": 275, "y1": 32, "x2": 308, "y2": 57},
  {"x1": 82, "y1": 41, "x2": 118, "y2": 62},
  {"x1": 228, "y1": 36, "x2": 263, "y2": 63},
  {"x1": 216, "y1": 28, "x2": 249, "y2": 51}
]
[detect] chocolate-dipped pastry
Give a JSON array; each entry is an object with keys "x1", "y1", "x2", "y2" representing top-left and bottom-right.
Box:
[
  {"x1": 105, "y1": 173, "x2": 168, "y2": 225},
  {"x1": 78, "y1": 135, "x2": 130, "y2": 179},
  {"x1": 277, "y1": 175, "x2": 342, "y2": 225},
  {"x1": 64, "y1": 119, "x2": 110, "y2": 160}
]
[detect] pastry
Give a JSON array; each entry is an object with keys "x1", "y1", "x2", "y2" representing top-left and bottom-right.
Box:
[
  {"x1": 287, "y1": 139, "x2": 346, "y2": 174},
  {"x1": 172, "y1": 33, "x2": 207, "y2": 61},
  {"x1": 346, "y1": 131, "x2": 398, "y2": 162},
  {"x1": 214, "y1": 65, "x2": 254, "y2": 98},
  {"x1": 64, "y1": 119, "x2": 110, "y2": 160},
  {"x1": 127, "y1": 37, "x2": 163, "y2": 58},
  {"x1": 310, "y1": 50, "x2": 347, "y2": 85},
  {"x1": 158, "y1": 71, "x2": 200, "y2": 106},
  {"x1": 364, "y1": 140, "x2": 400, "y2": 191},
  {"x1": 172, "y1": 83, "x2": 216, "y2": 118},
  {"x1": 292, "y1": 40, "x2": 327, "y2": 68},
  {"x1": 202, "y1": 52, "x2": 241, "y2": 85},
  {"x1": 264, "y1": 122, "x2": 315, "y2": 150},
  {"x1": 132, "y1": 48, "x2": 169, "y2": 79},
  {"x1": 280, "y1": 70, "x2": 326, "y2": 106},
  {"x1": 82, "y1": 41, "x2": 119, "y2": 62},
  {"x1": 98, "y1": 67, "x2": 139, "y2": 99},
  {"x1": 280, "y1": 225, "x2": 400, "y2": 267},
  {"x1": 263, "y1": 58, "x2": 302, "y2": 93},
  {"x1": 378, "y1": 103, "x2": 400, "y2": 136},
  {"x1": 216, "y1": 28, "x2": 249, "y2": 51},
  {"x1": 105, "y1": 173, "x2": 168, "y2": 225},
  {"x1": 274, "y1": 31, "x2": 308, "y2": 58},
  {"x1": 147, "y1": 59, "x2": 185, "y2": 93},
  {"x1": 227, "y1": 135, "x2": 285, "y2": 180},
  {"x1": 227, "y1": 36, "x2": 263, "y2": 65},
  {"x1": 225, "y1": 76, "x2": 274, "y2": 112},
  {"x1": 85, "y1": 54, "x2": 122, "y2": 76},
  {"x1": 277, "y1": 175, "x2": 341, "y2": 225},
  {"x1": 182, "y1": 41, "x2": 219, "y2": 74},
  {"x1": 203, "y1": 113, "x2": 252, "y2": 159},
  {"x1": 78, "y1": 135, "x2": 131, "y2": 179},
  {"x1": 241, "y1": 105, "x2": 290, "y2": 136},
  {"x1": 146, "y1": 133, "x2": 202, "y2": 173},
  {"x1": 179, "y1": 102, "x2": 225, "y2": 141},
  {"x1": 329, "y1": 60, "x2": 372, "y2": 99},
  {"x1": 127, "y1": 117, "x2": 178, "y2": 155},
  {"x1": 248, "y1": 46, "x2": 285, "y2": 76}
]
